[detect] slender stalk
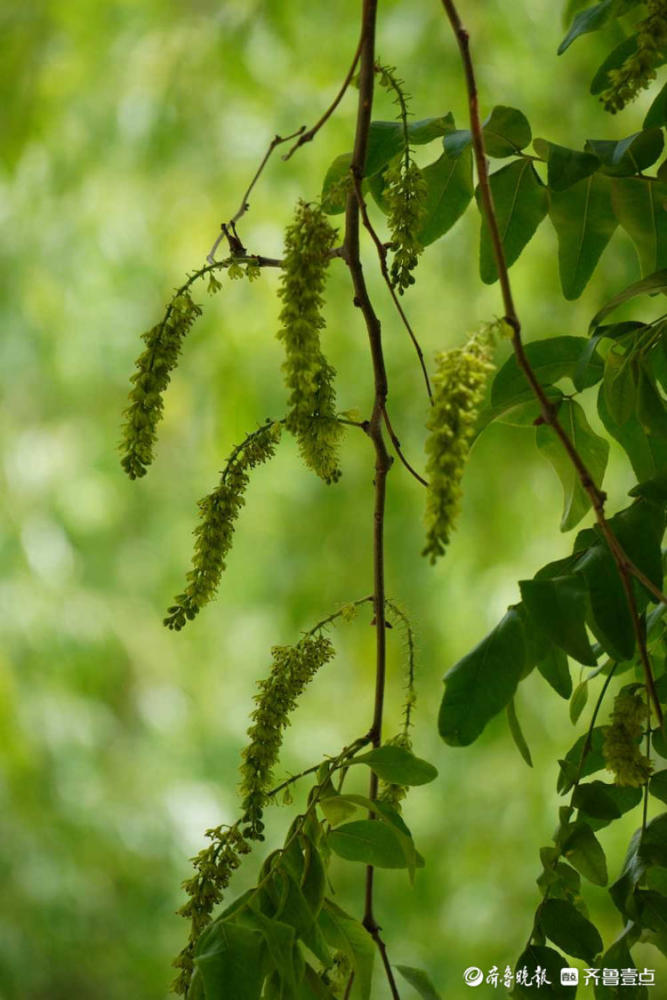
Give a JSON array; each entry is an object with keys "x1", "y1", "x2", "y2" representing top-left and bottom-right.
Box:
[
  {"x1": 343, "y1": 5, "x2": 399, "y2": 995},
  {"x1": 439, "y1": 0, "x2": 664, "y2": 725},
  {"x1": 382, "y1": 405, "x2": 429, "y2": 487}
]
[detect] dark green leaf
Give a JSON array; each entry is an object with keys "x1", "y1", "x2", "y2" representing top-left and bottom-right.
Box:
[
  {"x1": 570, "y1": 680, "x2": 589, "y2": 724},
  {"x1": 598, "y1": 387, "x2": 667, "y2": 481},
  {"x1": 574, "y1": 541, "x2": 635, "y2": 661},
  {"x1": 533, "y1": 137, "x2": 599, "y2": 191},
  {"x1": 561, "y1": 821, "x2": 609, "y2": 886},
  {"x1": 558, "y1": 0, "x2": 619, "y2": 55},
  {"x1": 513, "y1": 945, "x2": 570, "y2": 998},
  {"x1": 608, "y1": 499, "x2": 665, "y2": 600},
  {"x1": 521, "y1": 574, "x2": 597, "y2": 665},
  {"x1": 587, "y1": 130, "x2": 665, "y2": 176},
  {"x1": 243, "y1": 911, "x2": 297, "y2": 993},
  {"x1": 594, "y1": 932, "x2": 648, "y2": 999},
  {"x1": 195, "y1": 921, "x2": 265, "y2": 1000},
  {"x1": 645, "y1": 81, "x2": 667, "y2": 129},
  {"x1": 443, "y1": 129, "x2": 472, "y2": 158},
  {"x1": 482, "y1": 105, "x2": 531, "y2": 157},
  {"x1": 603, "y1": 347, "x2": 638, "y2": 425},
  {"x1": 301, "y1": 837, "x2": 326, "y2": 916},
  {"x1": 352, "y1": 745, "x2": 438, "y2": 785},
  {"x1": 639, "y1": 813, "x2": 667, "y2": 867},
  {"x1": 395, "y1": 966, "x2": 442, "y2": 1000},
  {"x1": 439, "y1": 607, "x2": 526, "y2": 746},
  {"x1": 611, "y1": 178, "x2": 667, "y2": 276},
  {"x1": 549, "y1": 173, "x2": 617, "y2": 299},
  {"x1": 537, "y1": 646, "x2": 572, "y2": 699},
  {"x1": 491, "y1": 336, "x2": 603, "y2": 409},
  {"x1": 557, "y1": 727, "x2": 606, "y2": 794},
  {"x1": 475, "y1": 387, "x2": 563, "y2": 437},
  {"x1": 539, "y1": 897, "x2": 603, "y2": 961},
  {"x1": 590, "y1": 35, "x2": 638, "y2": 95},
  {"x1": 319, "y1": 900, "x2": 374, "y2": 1000},
  {"x1": 328, "y1": 820, "x2": 411, "y2": 869},
  {"x1": 590, "y1": 268, "x2": 667, "y2": 328},
  {"x1": 573, "y1": 780, "x2": 642, "y2": 821},
  {"x1": 418, "y1": 146, "x2": 473, "y2": 245},
  {"x1": 478, "y1": 159, "x2": 548, "y2": 284},
  {"x1": 536, "y1": 399, "x2": 609, "y2": 531},
  {"x1": 321, "y1": 153, "x2": 352, "y2": 215},
  {"x1": 637, "y1": 363, "x2": 667, "y2": 438},
  {"x1": 507, "y1": 698, "x2": 533, "y2": 767},
  {"x1": 649, "y1": 770, "x2": 667, "y2": 804}
]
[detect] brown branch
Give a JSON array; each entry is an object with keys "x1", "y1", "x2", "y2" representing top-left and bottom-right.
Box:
[
  {"x1": 382, "y1": 405, "x2": 428, "y2": 487},
  {"x1": 282, "y1": 32, "x2": 364, "y2": 161},
  {"x1": 343, "y1": 0, "x2": 393, "y2": 948},
  {"x1": 440, "y1": 0, "x2": 664, "y2": 725},
  {"x1": 368, "y1": 924, "x2": 402, "y2": 1000},
  {"x1": 206, "y1": 127, "x2": 306, "y2": 262},
  {"x1": 352, "y1": 172, "x2": 433, "y2": 401}
]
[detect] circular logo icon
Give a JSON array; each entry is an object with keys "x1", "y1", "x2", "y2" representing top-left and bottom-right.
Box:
[{"x1": 464, "y1": 967, "x2": 484, "y2": 987}]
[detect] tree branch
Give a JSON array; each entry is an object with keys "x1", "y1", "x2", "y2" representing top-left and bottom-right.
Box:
[{"x1": 440, "y1": 0, "x2": 664, "y2": 725}]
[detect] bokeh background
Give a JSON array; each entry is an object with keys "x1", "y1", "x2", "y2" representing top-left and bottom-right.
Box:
[{"x1": 3, "y1": 1, "x2": 667, "y2": 997}]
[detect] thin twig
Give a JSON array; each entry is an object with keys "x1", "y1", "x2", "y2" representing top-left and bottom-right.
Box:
[
  {"x1": 440, "y1": 0, "x2": 664, "y2": 725},
  {"x1": 283, "y1": 32, "x2": 365, "y2": 161},
  {"x1": 352, "y1": 172, "x2": 433, "y2": 401},
  {"x1": 382, "y1": 405, "x2": 428, "y2": 487},
  {"x1": 343, "y1": 971, "x2": 355, "y2": 1000},
  {"x1": 369, "y1": 925, "x2": 402, "y2": 1000},
  {"x1": 206, "y1": 127, "x2": 306, "y2": 262}
]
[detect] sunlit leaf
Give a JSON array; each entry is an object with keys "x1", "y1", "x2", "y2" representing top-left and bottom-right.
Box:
[{"x1": 477, "y1": 159, "x2": 548, "y2": 283}]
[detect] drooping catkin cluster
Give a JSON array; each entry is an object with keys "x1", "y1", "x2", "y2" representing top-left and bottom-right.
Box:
[
  {"x1": 376, "y1": 64, "x2": 428, "y2": 294},
  {"x1": 603, "y1": 686, "x2": 653, "y2": 786},
  {"x1": 277, "y1": 200, "x2": 343, "y2": 483},
  {"x1": 240, "y1": 634, "x2": 335, "y2": 839},
  {"x1": 172, "y1": 823, "x2": 251, "y2": 995},
  {"x1": 422, "y1": 327, "x2": 496, "y2": 562},
  {"x1": 121, "y1": 291, "x2": 203, "y2": 479},
  {"x1": 164, "y1": 421, "x2": 282, "y2": 630},
  {"x1": 602, "y1": 0, "x2": 667, "y2": 112}
]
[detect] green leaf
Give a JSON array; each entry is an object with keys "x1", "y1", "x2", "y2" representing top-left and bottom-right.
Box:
[
  {"x1": 587, "y1": 130, "x2": 665, "y2": 176},
  {"x1": 327, "y1": 795, "x2": 423, "y2": 881},
  {"x1": 301, "y1": 837, "x2": 326, "y2": 916},
  {"x1": 482, "y1": 105, "x2": 531, "y2": 157},
  {"x1": 535, "y1": 399, "x2": 609, "y2": 531},
  {"x1": 418, "y1": 146, "x2": 473, "y2": 245},
  {"x1": 637, "y1": 363, "x2": 667, "y2": 438},
  {"x1": 561, "y1": 821, "x2": 608, "y2": 886},
  {"x1": 573, "y1": 780, "x2": 642, "y2": 821},
  {"x1": 608, "y1": 499, "x2": 665, "y2": 600},
  {"x1": 590, "y1": 35, "x2": 638, "y2": 95},
  {"x1": 594, "y1": 932, "x2": 648, "y2": 1000},
  {"x1": 320, "y1": 793, "x2": 359, "y2": 828},
  {"x1": 513, "y1": 945, "x2": 571, "y2": 998},
  {"x1": 539, "y1": 897, "x2": 603, "y2": 961},
  {"x1": 351, "y1": 745, "x2": 438, "y2": 785},
  {"x1": 321, "y1": 153, "x2": 352, "y2": 215},
  {"x1": 439, "y1": 607, "x2": 526, "y2": 746},
  {"x1": 548, "y1": 173, "x2": 617, "y2": 299},
  {"x1": 639, "y1": 812, "x2": 667, "y2": 867},
  {"x1": 590, "y1": 268, "x2": 667, "y2": 328},
  {"x1": 570, "y1": 680, "x2": 589, "y2": 724},
  {"x1": 507, "y1": 698, "x2": 533, "y2": 767},
  {"x1": 598, "y1": 386, "x2": 667, "y2": 481},
  {"x1": 328, "y1": 820, "x2": 411, "y2": 869},
  {"x1": 243, "y1": 910, "x2": 297, "y2": 993},
  {"x1": 319, "y1": 900, "x2": 374, "y2": 1000},
  {"x1": 395, "y1": 966, "x2": 442, "y2": 1000},
  {"x1": 537, "y1": 646, "x2": 572, "y2": 699},
  {"x1": 478, "y1": 159, "x2": 548, "y2": 284},
  {"x1": 649, "y1": 769, "x2": 667, "y2": 804},
  {"x1": 557, "y1": 728, "x2": 607, "y2": 794},
  {"x1": 574, "y1": 541, "x2": 635, "y2": 661},
  {"x1": 603, "y1": 346, "x2": 638, "y2": 425},
  {"x1": 611, "y1": 178, "x2": 667, "y2": 276},
  {"x1": 195, "y1": 921, "x2": 265, "y2": 1000},
  {"x1": 558, "y1": 0, "x2": 619, "y2": 55},
  {"x1": 491, "y1": 336, "x2": 603, "y2": 410},
  {"x1": 645, "y1": 81, "x2": 667, "y2": 129},
  {"x1": 521, "y1": 574, "x2": 597, "y2": 664},
  {"x1": 533, "y1": 138, "x2": 599, "y2": 191}
]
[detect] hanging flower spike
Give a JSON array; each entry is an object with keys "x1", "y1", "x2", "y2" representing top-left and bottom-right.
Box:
[
  {"x1": 423, "y1": 326, "x2": 496, "y2": 563},
  {"x1": 277, "y1": 200, "x2": 343, "y2": 484},
  {"x1": 603, "y1": 685, "x2": 653, "y2": 786},
  {"x1": 601, "y1": 0, "x2": 667, "y2": 113}
]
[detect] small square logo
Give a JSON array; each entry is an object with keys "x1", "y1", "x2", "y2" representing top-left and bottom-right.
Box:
[{"x1": 560, "y1": 969, "x2": 579, "y2": 986}]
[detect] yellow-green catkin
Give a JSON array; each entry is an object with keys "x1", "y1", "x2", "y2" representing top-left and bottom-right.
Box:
[
  {"x1": 277, "y1": 200, "x2": 342, "y2": 483},
  {"x1": 164, "y1": 421, "x2": 282, "y2": 630},
  {"x1": 172, "y1": 824, "x2": 251, "y2": 994},
  {"x1": 603, "y1": 686, "x2": 653, "y2": 786},
  {"x1": 423, "y1": 327, "x2": 496, "y2": 562},
  {"x1": 121, "y1": 291, "x2": 203, "y2": 479},
  {"x1": 240, "y1": 634, "x2": 335, "y2": 839},
  {"x1": 602, "y1": 0, "x2": 667, "y2": 112}
]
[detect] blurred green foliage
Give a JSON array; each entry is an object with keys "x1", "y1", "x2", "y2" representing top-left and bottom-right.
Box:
[{"x1": 3, "y1": 0, "x2": 667, "y2": 996}]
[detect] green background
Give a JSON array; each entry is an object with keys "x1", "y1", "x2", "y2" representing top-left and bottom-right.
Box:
[{"x1": 2, "y1": 1, "x2": 666, "y2": 996}]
